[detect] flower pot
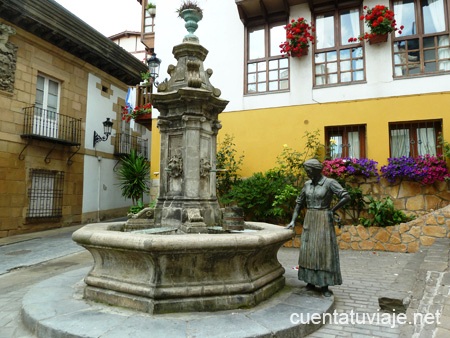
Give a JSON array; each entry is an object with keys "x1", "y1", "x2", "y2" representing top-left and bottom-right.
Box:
[
  {"x1": 291, "y1": 47, "x2": 309, "y2": 57},
  {"x1": 179, "y1": 9, "x2": 202, "y2": 41},
  {"x1": 369, "y1": 33, "x2": 388, "y2": 45},
  {"x1": 134, "y1": 114, "x2": 152, "y2": 131}
]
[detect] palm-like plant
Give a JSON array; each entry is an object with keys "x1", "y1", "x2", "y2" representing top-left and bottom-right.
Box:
[{"x1": 116, "y1": 150, "x2": 150, "y2": 206}]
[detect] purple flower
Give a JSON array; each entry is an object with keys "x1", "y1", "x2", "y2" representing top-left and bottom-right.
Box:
[
  {"x1": 323, "y1": 158, "x2": 379, "y2": 179},
  {"x1": 381, "y1": 155, "x2": 449, "y2": 184}
]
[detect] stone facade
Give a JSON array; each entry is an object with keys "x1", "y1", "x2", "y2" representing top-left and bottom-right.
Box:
[
  {"x1": 0, "y1": 24, "x2": 85, "y2": 237},
  {"x1": 0, "y1": 19, "x2": 144, "y2": 237},
  {"x1": 284, "y1": 178, "x2": 450, "y2": 253}
]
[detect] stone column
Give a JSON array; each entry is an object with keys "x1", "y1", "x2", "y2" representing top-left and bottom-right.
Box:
[{"x1": 152, "y1": 41, "x2": 228, "y2": 232}]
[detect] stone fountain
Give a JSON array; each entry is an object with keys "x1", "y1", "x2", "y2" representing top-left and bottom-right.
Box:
[{"x1": 71, "y1": 12, "x2": 292, "y2": 315}]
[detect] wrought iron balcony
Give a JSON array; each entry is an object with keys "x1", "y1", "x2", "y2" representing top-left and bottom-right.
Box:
[
  {"x1": 114, "y1": 133, "x2": 149, "y2": 159},
  {"x1": 21, "y1": 106, "x2": 82, "y2": 146}
]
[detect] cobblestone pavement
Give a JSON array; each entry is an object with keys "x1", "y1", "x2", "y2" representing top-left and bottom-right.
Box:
[
  {"x1": 282, "y1": 249, "x2": 412, "y2": 338},
  {"x1": 0, "y1": 226, "x2": 449, "y2": 338}
]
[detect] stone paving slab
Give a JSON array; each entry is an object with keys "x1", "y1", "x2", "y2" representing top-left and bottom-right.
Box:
[
  {"x1": 1, "y1": 225, "x2": 449, "y2": 338},
  {"x1": 21, "y1": 267, "x2": 334, "y2": 338},
  {"x1": 0, "y1": 226, "x2": 84, "y2": 275}
]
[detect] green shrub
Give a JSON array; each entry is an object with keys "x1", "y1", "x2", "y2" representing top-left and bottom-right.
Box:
[
  {"x1": 271, "y1": 183, "x2": 300, "y2": 221},
  {"x1": 116, "y1": 150, "x2": 150, "y2": 206},
  {"x1": 128, "y1": 200, "x2": 145, "y2": 214},
  {"x1": 216, "y1": 134, "x2": 244, "y2": 204},
  {"x1": 224, "y1": 169, "x2": 289, "y2": 223},
  {"x1": 359, "y1": 196, "x2": 414, "y2": 227}
]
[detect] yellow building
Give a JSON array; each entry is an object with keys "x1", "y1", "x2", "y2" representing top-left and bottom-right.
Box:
[
  {"x1": 150, "y1": 0, "x2": 450, "y2": 182},
  {"x1": 0, "y1": 1, "x2": 148, "y2": 237}
]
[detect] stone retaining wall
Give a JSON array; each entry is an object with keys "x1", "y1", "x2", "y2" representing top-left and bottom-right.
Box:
[
  {"x1": 336, "y1": 203, "x2": 450, "y2": 253},
  {"x1": 349, "y1": 177, "x2": 450, "y2": 218},
  {"x1": 284, "y1": 179, "x2": 450, "y2": 253}
]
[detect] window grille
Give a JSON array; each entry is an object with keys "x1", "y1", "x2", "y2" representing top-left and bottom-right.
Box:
[
  {"x1": 325, "y1": 125, "x2": 367, "y2": 159},
  {"x1": 27, "y1": 169, "x2": 64, "y2": 219},
  {"x1": 389, "y1": 120, "x2": 442, "y2": 157}
]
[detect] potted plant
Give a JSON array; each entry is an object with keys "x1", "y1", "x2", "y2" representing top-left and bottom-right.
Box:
[
  {"x1": 140, "y1": 71, "x2": 151, "y2": 84},
  {"x1": 279, "y1": 17, "x2": 315, "y2": 57},
  {"x1": 349, "y1": 5, "x2": 404, "y2": 44},
  {"x1": 176, "y1": 0, "x2": 203, "y2": 39},
  {"x1": 176, "y1": 0, "x2": 203, "y2": 17},
  {"x1": 116, "y1": 150, "x2": 150, "y2": 209},
  {"x1": 146, "y1": 2, "x2": 156, "y2": 16},
  {"x1": 122, "y1": 103, "x2": 152, "y2": 123}
]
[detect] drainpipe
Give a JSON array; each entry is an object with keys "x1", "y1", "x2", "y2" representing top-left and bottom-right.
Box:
[{"x1": 97, "y1": 156, "x2": 102, "y2": 222}]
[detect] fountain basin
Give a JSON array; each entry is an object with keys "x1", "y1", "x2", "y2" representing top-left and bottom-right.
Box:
[{"x1": 72, "y1": 222, "x2": 292, "y2": 314}]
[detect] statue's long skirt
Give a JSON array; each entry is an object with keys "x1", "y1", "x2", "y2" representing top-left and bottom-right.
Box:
[{"x1": 298, "y1": 209, "x2": 342, "y2": 287}]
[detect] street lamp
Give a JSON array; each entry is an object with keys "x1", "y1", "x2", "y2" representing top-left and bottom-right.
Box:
[
  {"x1": 93, "y1": 118, "x2": 113, "y2": 147},
  {"x1": 147, "y1": 52, "x2": 161, "y2": 86}
]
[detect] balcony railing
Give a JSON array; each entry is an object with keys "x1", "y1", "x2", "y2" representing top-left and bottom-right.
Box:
[
  {"x1": 21, "y1": 106, "x2": 82, "y2": 146},
  {"x1": 114, "y1": 133, "x2": 148, "y2": 158},
  {"x1": 136, "y1": 83, "x2": 152, "y2": 108}
]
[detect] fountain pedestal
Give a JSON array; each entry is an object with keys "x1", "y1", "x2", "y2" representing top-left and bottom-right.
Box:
[
  {"x1": 152, "y1": 42, "x2": 228, "y2": 232},
  {"x1": 71, "y1": 12, "x2": 294, "y2": 315},
  {"x1": 73, "y1": 221, "x2": 292, "y2": 314}
]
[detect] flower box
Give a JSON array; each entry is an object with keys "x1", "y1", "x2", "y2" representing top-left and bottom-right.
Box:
[
  {"x1": 134, "y1": 113, "x2": 152, "y2": 130},
  {"x1": 280, "y1": 17, "x2": 314, "y2": 57},
  {"x1": 369, "y1": 33, "x2": 388, "y2": 45}
]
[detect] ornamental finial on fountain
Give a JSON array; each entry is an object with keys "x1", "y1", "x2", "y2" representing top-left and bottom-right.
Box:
[{"x1": 177, "y1": 1, "x2": 203, "y2": 43}]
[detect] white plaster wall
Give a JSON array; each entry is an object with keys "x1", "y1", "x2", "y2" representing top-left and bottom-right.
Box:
[
  {"x1": 83, "y1": 74, "x2": 149, "y2": 215},
  {"x1": 154, "y1": 1, "x2": 450, "y2": 112},
  {"x1": 113, "y1": 35, "x2": 147, "y2": 63}
]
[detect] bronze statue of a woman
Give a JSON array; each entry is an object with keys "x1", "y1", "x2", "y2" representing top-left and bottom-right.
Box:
[{"x1": 286, "y1": 159, "x2": 350, "y2": 297}]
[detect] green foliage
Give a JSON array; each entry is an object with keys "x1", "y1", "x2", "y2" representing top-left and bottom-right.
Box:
[
  {"x1": 224, "y1": 169, "x2": 289, "y2": 223},
  {"x1": 216, "y1": 134, "x2": 244, "y2": 203},
  {"x1": 128, "y1": 199, "x2": 157, "y2": 215},
  {"x1": 276, "y1": 129, "x2": 324, "y2": 187},
  {"x1": 271, "y1": 130, "x2": 323, "y2": 223},
  {"x1": 116, "y1": 150, "x2": 150, "y2": 206},
  {"x1": 220, "y1": 130, "x2": 324, "y2": 224},
  {"x1": 359, "y1": 196, "x2": 414, "y2": 227},
  {"x1": 271, "y1": 184, "x2": 300, "y2": 220},
  {"x1": 141, "y1": 71, "x2": 151, "y2": 82},
  {"x1": 128, "y1": 200, "x2": 145, "y2": 214},
  {"x1": 438, "y1": 133, "x2": 450, "y2": 160},
  {"x1": 335, "y1": 180, "x2": 367, "y2": 225}
]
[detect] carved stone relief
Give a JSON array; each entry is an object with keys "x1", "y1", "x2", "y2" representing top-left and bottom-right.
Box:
[
  {"x1": 200, "y1": 158, "x2": 211, "y2": 177},
  {"x1": 0, "y1": 24, "x2": 17, "y2": 93},
  {"x1": 167, "y1": 153, "x2": 183, "y2": 178}
]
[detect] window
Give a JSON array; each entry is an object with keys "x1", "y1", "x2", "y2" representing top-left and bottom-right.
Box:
[
  {"x1": 389, "y1": 120, "x2": 442, "y2": 156},
  {"x1": 27, "y1": 169, "x2": 64, "y2": 219},
  {"x1": 246, "y1": 23, "x2": 288, "y2": 94},
  {"x1": 314, "y1": 8, "x2": 365, "y2": 86},
  {"x1": 325, "y1": 125, "x2": 367, "y2": 159},
  {"x1": 393, "y1": 0, "x2": 450, "y2": 77},
  {"x1": 34, "y1": 74, "x2": 60, "y2": 138}
]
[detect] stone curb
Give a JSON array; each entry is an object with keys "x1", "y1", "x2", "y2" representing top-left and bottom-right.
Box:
[
  {"x1": 399, "y1": 238, "x2": 450, "y2": 337},
  {"x1": 21, "y1": 268, "x2": 334, "y2": 338},
  {"x1": 378, "y1": 248, "x2": 426, "y2": 312}
]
